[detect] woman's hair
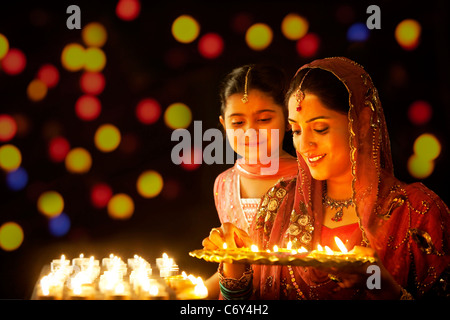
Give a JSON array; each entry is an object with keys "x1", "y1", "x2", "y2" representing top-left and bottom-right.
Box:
[
  {"x1": 219, "y1": 64, "x2": 288, "y2": 116},
  {"x1": 286, "y1": 68, "x2": 349, "y2": 114}
]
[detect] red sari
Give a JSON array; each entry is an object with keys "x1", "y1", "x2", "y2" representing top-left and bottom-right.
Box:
[{"x1": 249, "y1": 57, "x2": 450, "y2": 299}]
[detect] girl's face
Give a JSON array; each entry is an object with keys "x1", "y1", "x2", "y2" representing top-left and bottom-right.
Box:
[
  {"x1": 220, "y1": 89, "x2": 287, "y2": 163},
  {"x1": 288, "y1": 93, "x2": 352, "y2": 184}
]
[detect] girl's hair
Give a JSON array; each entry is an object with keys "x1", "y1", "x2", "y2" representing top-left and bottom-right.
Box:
[
  {"x1": 219, "y1": 64, "x2": 288, "y2": 116},
  {"x1": 286, "y1": 68, "x2": 349, "y2": 114}
]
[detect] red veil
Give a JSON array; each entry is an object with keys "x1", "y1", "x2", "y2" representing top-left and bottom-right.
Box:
[{"x1": 251, "y1": 57, "x2": 450, "y2": 299}]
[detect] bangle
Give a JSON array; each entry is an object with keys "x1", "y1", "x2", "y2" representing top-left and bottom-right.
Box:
[
  {"x1": 399, "y1": 286, "x2": 414, "y2": 300},
  {"x1": 219, "y1": 281, "x2": 252, "y2": 300},
  {"x1": 218, "y1": 263, "x2": 253, "y2": 299}
]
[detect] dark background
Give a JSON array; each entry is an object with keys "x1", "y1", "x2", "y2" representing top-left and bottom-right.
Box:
[{"x1": 0, "y1": 0, "x2": 448, "y2": 299}]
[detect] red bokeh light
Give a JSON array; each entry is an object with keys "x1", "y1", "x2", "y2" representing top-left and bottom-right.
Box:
[
  {"x1": 296, "y1": 33, "x2": 320, "y2": 58},
  {"x1": 136, "y1": 98, "x2": 161, "y2": 124},
  {"x1": 37, "y1": 64, "x2": 60, "y2": 88},
  {"x1": 48, "y1": 136, "x2": 70, "y2": 162},
  {"x1": 198, "y1": 33, "x2": 224, "y2": 59},
  {"x1": 80, "y1": 71, "x2": 105, "y2": 95},
  {"x1": 116, "y1": 0, "x2": 141, "y2": 21},
  {"x1": 90, "y1": 183, "x2": 113, "y2": 208},
  {"x1": 75, "y1": 95, "x2": 102, "y2": 121},
  {"x1": 408, "y1": 100, "x2": 432, "y2": 125},
  {"x1": 0, "y1": 114, "x2": 17, "y2": 142},
  {"x1": 1, "y1": 48, "x2": 26, "y2": 75}
]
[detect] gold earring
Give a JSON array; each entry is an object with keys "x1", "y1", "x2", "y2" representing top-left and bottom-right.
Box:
[{"x1": 241, "y1": 66, "x2": 252, "y2": 104}]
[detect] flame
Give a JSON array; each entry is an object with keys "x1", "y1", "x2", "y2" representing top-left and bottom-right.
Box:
[
  {"x1": 222, "y1": 243, "x2": 228, "y2": 250},
  {"x1": 115, "y1": 282, "x2": 125, "y2": 295},
  {"x1": 251, "y1": 244, "x2": 259, "y2": 252},
  {"x1": 273, "y1": 245, "x2": 279, "y2": 252},
  {"x1": 334, "y1": 236, "x2": 348, "y2": 253},
  {"x1": 324, "y1": 246, "x2": 334, "y2": 255},
  {"x1": 317, "y1": 244, "x2": 324, "y2": 251},
  {"x1": 298, "y1": 247, "x2": 308, "y2": 253},
  {"x1": 194, "y1": 277, "x2": 208, "y2": 297},
  {"x1": 286, "y1": 241, "x2": 292, "y2": 250}
]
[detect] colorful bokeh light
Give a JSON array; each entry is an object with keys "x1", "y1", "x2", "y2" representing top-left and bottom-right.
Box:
[
  {"x1": 94, "y1": 124, "x2": 121, "y2": 152},
  {"x1": 5, "y1": 167, "x2": 28, "y2": 191},
  {"x1": 180, "y1": 147, "x2": 202, "y2": 171},
  {"x1": 116, "y1": 0, "x2": 141, "y2": 21},
  {"x1": 347, "y1": 22, "x2": 370, "y2": 42},
  {"x1": 136, "y1": 98, "x2": 161, "y2": 125},
  {"x1": 172, "y1": 15, "x2": 200, "y2": 44},
  {"x1": 48, "y1": 136, "x2": 71, "y2": 162},
  {"x1": 0, "y1": 114, "x2": 17, "y2": 142},
  {"x1": 136, "y1": 170, "x2": 164, "y2": 198},
  {"x1": 245, "y1": 23, "x2": 273, "y2": 51},
  {"x1": 0, "y1": 222, "x2": 24, "y2": 251},
  {"x1": 37, "y1": 64, "x2": 60, "y2": 88},
  {"x1": 27, "y1": 79, "x2": 48, "y2": 102},
  {"x1": 413, "y1": 133, "x2": 441, "y2": 161},
  {"x1": 281, "y1": 13, "x2": 309, "y2": 40},
  {"x1": 82, "y1": 22, "x2": 107, "y2": 47},
  {"x1": 198, "y1": 33, "x2": 224, "y2": 59},
  {"x1": 61, "y1": 43, "x2": 85, "y2": 72},
  {"x1": 408, "y1": 100, "x2": 432, "y2": 125},
  {"x1": 164, "y1": 103, "x2": 192, "y2": 129},
  {"x1": 296, "y1": 32, "x2": 320, "y2": 58},
  {"x1": 80, "y1": 71, "x2": 105, "y2": 95},
  {"x1": 90, "y1": 183, "x2": 113, "y2": 208},
  {"x1": 407, "y1": 154, "x2": 434, "y2": 179},
  {"x1": 48, "y1": 212, "x2": 71, "y2": 237},
  {"x1": 37, "y1": 191, "x2": 64, "y2": 218},
  {"x1": 0, "y1": 33, "x2": 9, "y2": 60},
  {"x1": 84, "y1": 47, "x2": 106, "y2": 72},
  {"x1": 395, "y1": 19, "x2": 421, "y2": 50},
  {"x1": 0, "y1": 144, "x2": 22, "y2": 172},
  {"x1": 75, "y1": 95, "x2": 102, "y2": 121},
  {"x1": 65, "y1": 147, "x2": 92, "y2": 174},
  {"x1": 1, "y1": 48, "x2": 26, "y2": 75},
  {"x1": 107, "y1": 193, "x2": 134, "y2": 220}
]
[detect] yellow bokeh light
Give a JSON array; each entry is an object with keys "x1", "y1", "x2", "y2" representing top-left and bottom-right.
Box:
[
  {"x1": 137, "y1": 170, "x2": 164, "y2": 198},
  {"x1": 0, "y1": 144, "x2": 22, "y2": 172},
  {"x1": 172, "y1": 15, "x2": 200, "y2": 44},
  {"x1": 164, "y1": 103, "x2": 192, "y2": 129},
  {"x1": 395, "y1": 19, "x2": 421, "y2": 50},
  {"x1": 84, "y1": 47, "x2": 106, "y2": 72},
  {"x1": 407, "y1": 154, "x2": 434, "y2": 179},
  {"x1": 37, "y1": 191, "x2": 64, "y2": 218},
  {"x1": 107, "y1": 193, "x2": 134, "y2": 220},
  {"x1": 0, "y1": 33, "x2": 9, "y2": 60},
  {"x1": 82, "y1": 22, "x2": 107, "y2": 47},
  {"x1": 281, "y1": 13, "x2": 309, "y2": 40},
  {"x1": 245, "y1": 23, "x2": 273, "y2": 51},
  {"x1": 413, "y1": 133, "x2": 441, "y2": 161},
  {"x1": 27, "y1": 79, "x2": 48, "y2": 102},
  {"x1": 65, "y1": 147, "x2": 92, "y2": 174},
  {"x1": 94, "y1": 124, "x2": 121, "y2": 152},
  {"x1": 0, "y1": 222, "x2": 24, "y2": 251},
  {"x1": 61, "y1": 43, "x2": 86, "y2": 72}
]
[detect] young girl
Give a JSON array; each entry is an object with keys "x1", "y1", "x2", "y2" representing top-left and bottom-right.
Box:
[{"x1": 203, "y1": 64, "x2": 298, "y2": 298}]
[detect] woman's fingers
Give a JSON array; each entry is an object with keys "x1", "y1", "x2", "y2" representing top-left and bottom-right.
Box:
[
  {"x1": 209, "y1": 228, "x2": 224, "y2": 248},
  {"x1": 202, "y1": 237, "x2": 218, "y2": 250}
]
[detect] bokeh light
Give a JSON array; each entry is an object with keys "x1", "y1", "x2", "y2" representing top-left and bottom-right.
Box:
[
  {"x1": 172, "y1": 15, "x2": 200, "y2": 44},
  {"x1": 395, "y1": 19, "x2": 421, "y2": 50},
  {"x1": 245, "y1": 23, "x2": 273, "y2": 51},
  {"x1": 107, "y1": 193, "x2": 134, "y2": 220},
  {"x1": 413, "y1": 133, "x2": 441, "y2": 161},
  {"x1": 0, "y1": 114, "x2": 17, "y2": 142},
  {"x1": 164, "y1": 103, "x2": 192, "y2": 129},
  {"x1": 48, "y1": 136, "x2": 71, "y2": 162},
  {"x1": 281, "y1": 13, "x2": 309, "y2": 40},
  {"x1": 347, "y1": 22, "x2": 370, "y2": 42},
  {"x1": 136, "y1": 98, "x2": 161, "y2": 125},
  {"x1": 407, "y1": 154, "x2": 434, "y2": 179},
  {"x1": 90, "y1": 183, "x2": 113, "y2": 208},
  {"x1": 296, "y1": 32, "x2": 320, "y2": 58},
  {"x1": 61, "y1": 43, "x2": 85, "y2": 72},
  {"x1": 75, "y1": 95, "x2": 102, "y2": 121},
  {"x1": 48, "y1": 212, "x2": 71, "y2": 237},
  {"x1": 408, "y1": 100, "x2": 432, "y2": 125},
  {"x1": 37, "y1": 64, "x2": 60, "y2": 88},
  {"x1": 27, "y1": 79, "x2": 48, "y2": 102},
  {"x1": 0, "y1": 33, "x2": 9, "y2": 60},
  {"x1": 1, "y1": 48, "x2": 26, "y2": 75},
  {"x1": 80, "y1": 71, "x2": 105, "y2": 95},
  {"x1": 5, "y1": 167, "x2": 28, "y2": 191},
  {"x1": 65, "y1": 147, "x2": 92, "y2": 174},
  {"x1": 180, "y1": 147, "x2": 202, "y2": 171},
  {"x1": 94, "y1": 124, "x2": 121, "y2": 152},
  {"x1": 84, "y1": 47, "x2": 106, "y2": 72},
  {"x1": 198, "y1": 33, "x2": 224, "y2": 59},
  {"x1": 0, "y1": 222, "x2": 24, "y2": 251},
  {"x1": 0, "y1": 144, "x2": 22, "y2": 172},
  {"x1": 37, "y1": 191, "x2": 64, "y2": 218},
  {"x1": 231, "y1": 12, "x2": 253, "y2": 34},
  {"x1": 136, "y1": 170, "x2": 164, "y2": 198},
  {"x1": 82, "y1": 22, "x2": 107, "y2": 47},
  {"x1": 116, "y1": 0, "x2": 141, "y2": 21}
]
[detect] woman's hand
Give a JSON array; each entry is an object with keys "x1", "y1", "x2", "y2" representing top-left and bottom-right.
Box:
[{"x1": 202, "y1": 223, "x2": 252, "y2": 279}]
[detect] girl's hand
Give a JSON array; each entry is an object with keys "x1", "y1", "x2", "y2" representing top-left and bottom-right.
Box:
[{"x1": 202, "y1": 222, "x2": 252, "y2": 250}]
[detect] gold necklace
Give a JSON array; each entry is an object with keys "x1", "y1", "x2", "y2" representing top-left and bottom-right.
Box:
[{"x1": 322, "y1": 189, "x2": 354, "y2": 222}]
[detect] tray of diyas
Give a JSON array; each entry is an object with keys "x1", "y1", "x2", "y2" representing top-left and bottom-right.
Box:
[{"x1": 189, "y1": 240, "x2": 377, "y2": 269}]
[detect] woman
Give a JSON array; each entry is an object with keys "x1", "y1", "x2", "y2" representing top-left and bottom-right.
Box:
[
  {"x1": 203, "y1": 64, "x2": 299, "y2": 298},
  {"x1": 203, "y1": 57, "x2": 449, "y2": 299}
]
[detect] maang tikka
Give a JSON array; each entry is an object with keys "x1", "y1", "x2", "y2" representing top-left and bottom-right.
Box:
[
  {"x1": 241, "y1": 66, "x2": 252, "y2": 104},
  {"x1": 294, "y1": 69, "x2": 312, "y2": 111}
]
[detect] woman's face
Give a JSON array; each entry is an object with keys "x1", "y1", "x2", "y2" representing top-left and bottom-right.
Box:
[
  {"x1": 220, "y1": 89, "x2": 286, "y2": 163},
  {"x1": 288, "y1": 93, "x2": 352, "y2": 183}
]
